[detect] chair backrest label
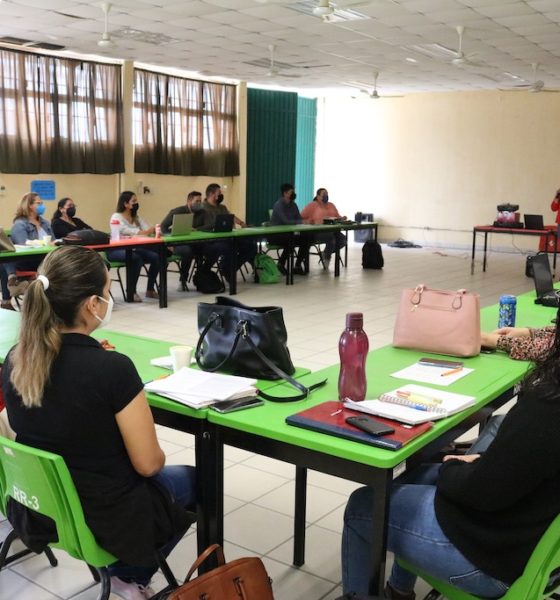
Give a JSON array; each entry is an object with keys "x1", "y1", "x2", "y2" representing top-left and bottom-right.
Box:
[{"x1": 12, "y1": 485, "x2": 40, "y2": 510}]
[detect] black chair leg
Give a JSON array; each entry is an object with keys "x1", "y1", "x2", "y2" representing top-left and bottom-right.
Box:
[
  {"x1": 157, "y1": 551, "x2": 179, "y2": 588},
  {"x1": 0, "y1": 529, "x2": 34, "y2": 569},
  {"x1": 87, "y1": 563, "x2": 101, "y2": 583},
  {"x1": 96, "y1": 567, "x2": 111, "y2": 600},
  {"x1": 44, "y1": 546, "x2": 58, "y2": 567}
]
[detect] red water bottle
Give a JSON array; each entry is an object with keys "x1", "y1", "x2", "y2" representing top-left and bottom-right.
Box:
[{"x1": 338, "y1": 312, "x2": 369, "y2": 401}]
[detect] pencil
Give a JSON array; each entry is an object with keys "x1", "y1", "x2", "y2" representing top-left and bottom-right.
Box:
[{"x1": 441, "y1": 366, "x2": 463, "y2": 377}]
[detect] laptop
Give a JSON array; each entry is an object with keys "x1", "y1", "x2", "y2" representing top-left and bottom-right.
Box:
[
  {"x1": 0, "y1": 229, "x2": 16, "y2": 252},
  {"x1": 532, "y1": 255, "x2": 560, "y2": 307},
  {"x1": 170, "y1": 213, "x2": 194, "y2": 236},
  {"x1": 213, "y1": 213, "x2": 234, "y2": 233},
  {"x1": 524, "y1": 214, "x2": 545, "y2": 230}
]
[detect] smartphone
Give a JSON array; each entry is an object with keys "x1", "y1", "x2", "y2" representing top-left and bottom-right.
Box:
[
  {"x1": 480, "y1": 346, "x2": 497, "y2": 354},
  {"x1": 211, "y1": 397, "x2": 264, "y2": 413},
  {"x1": 418, "y1": 357, "x2": 464, "y2": 369},
  {"x1": 345, "y1": 416, "x2": 395, "y2": 436}
]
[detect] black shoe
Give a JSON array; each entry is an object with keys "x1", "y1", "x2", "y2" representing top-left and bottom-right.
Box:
[
  {"x1": 277, "y1": 263, "x2": 287, "y2": 275},
  {"x1": 293, "y1": 265, "x2": 307, "y2": 276}
]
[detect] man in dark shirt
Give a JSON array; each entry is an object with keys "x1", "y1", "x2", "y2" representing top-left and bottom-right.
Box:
[
  {"x1": 269, "y1": 183, "x2": 311, "y2": 275},
  {"x1": 160, "y1": 190, "x2": 204, "y2": 291},
  {"x1": 197, "y1": 183, "x2": 256, "y2": 280}
]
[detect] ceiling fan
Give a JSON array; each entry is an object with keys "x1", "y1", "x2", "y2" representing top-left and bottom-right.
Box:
[
  {"x1": 448, "y1": 26, "x2": 482, "y2": 67},
  {"x1": 311, "y1": 0, "x2": 376, "y2": 22},
  {"x1": 346, "y1": 71, "x2": 403, "y2": 99},
  {"x1": 97, "y1": 2, "x2": 115, "y2": 48},
  {"x1": 265, "y1": 45, "x2": 301, "y2": 78},
  {"x1": 504, "y1": 63, "x2": 558, "y2": 93}
]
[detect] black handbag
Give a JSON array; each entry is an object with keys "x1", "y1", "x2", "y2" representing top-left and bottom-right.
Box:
[
  {"x1": 62, "y1": 229, "x2": 110, "y2": 245},
  {"x1": 195, "y1": 297, "x2": 326, "y2": 402}
]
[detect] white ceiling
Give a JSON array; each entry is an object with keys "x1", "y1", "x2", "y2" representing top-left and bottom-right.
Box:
[{"x1": 2, "y1": 0, "x2": 560, "y2": 95}]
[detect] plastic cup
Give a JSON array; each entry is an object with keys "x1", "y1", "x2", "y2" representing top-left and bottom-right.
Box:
[
  {"x1": 169, "y1": 345, "x2": 193, "y2": 372},
  {"x1": 42, "y1": 235, "x2": 52, "y2": 245}
]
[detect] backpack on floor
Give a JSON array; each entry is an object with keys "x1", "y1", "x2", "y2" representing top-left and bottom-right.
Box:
[
  {"x1": 362, "y1": 240, "x2": 384, "y2": 269},
  {"x1": 254, "y1": 253, "x2": 282, "y2": 284},
  {"x1": 193, "y1": 270, "x2": 225, "y2": 294}
]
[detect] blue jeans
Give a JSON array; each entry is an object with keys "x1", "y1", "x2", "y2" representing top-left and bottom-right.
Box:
[
  {"x1": 106, "y1": 248, "x2": 160, "y2": 294},
  {"x1": 342, "y1": 464, "x2": 509, "y2": 597},
  {"x1": 108, "y1": 465, "x2": 196, "y2": 586},
  {"x1": 467, "y1": 415, "x2": 506, "y2": 454}
]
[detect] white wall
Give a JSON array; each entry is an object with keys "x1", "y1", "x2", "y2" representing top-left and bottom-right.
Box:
[{"x1": 316, "y1": 91, "x2": 560, "y2": 251}]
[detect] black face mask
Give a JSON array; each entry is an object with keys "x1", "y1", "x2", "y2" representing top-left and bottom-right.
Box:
[
  {"x1": 130, "y1": 203, "x2": 139, "y2": 216},
  {"x1": 289, "y1": 191, "x2": 297, "y2": 201},
  {"x1": 216, "y1": 193, "x2": 224, "y2": 204},
  {"x1": 66, "y1": 206, "x2": 76, "y2": 218}
]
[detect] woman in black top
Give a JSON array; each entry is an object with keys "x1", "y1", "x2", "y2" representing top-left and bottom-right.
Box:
[
  {"x1": 3, "y1": 246, "x2": 196, "y2": 600},
  {"x1": 51, "y1": 197, "x2": 92, "y2": 239},
  {"x1": 342, "y1": 322, "x2": 560, "y2": 599}
]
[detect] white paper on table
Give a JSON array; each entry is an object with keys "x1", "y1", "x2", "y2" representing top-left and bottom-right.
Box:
[
  {"x1": 144, "y1": 367, "x2": 257, "y2": 401},
  {"x1": 391, "y1": 363, "x2": 473, "y2": 386}
]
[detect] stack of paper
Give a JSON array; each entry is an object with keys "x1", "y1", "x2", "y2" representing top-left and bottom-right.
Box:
[{"x1": 145, "y1": 367, "x2": 258, "y2": 409}]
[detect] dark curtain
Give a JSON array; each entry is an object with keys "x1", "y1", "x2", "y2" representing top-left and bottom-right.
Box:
[
  {"x1": 0, "y1": 48, "x2": 124, "y2": 174},
  {"x1": 133, "y1": 69, "x2": 239, "y2": 176}
]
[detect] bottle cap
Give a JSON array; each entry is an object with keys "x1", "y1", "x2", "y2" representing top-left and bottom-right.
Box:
[
  {"x1": 499, "y1": 294, "x2": 516, "y2": 303},
  {"x1": 346, "y1": 312, "x2": 363, "y2": 328}
]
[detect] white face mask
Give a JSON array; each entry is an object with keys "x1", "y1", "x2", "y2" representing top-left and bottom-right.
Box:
[{"x1": 95, "y1": 295, "x2": 113, "y2": 328}]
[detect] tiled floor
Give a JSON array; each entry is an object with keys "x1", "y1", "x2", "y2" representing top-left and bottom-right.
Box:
[{"x1": 0, "y1": 242, "x2": 536, "y2": 600}]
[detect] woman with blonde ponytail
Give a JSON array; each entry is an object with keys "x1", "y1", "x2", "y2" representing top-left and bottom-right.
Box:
[{"x1": 3, "y1": 246, "x2": 195, "y2": 600}]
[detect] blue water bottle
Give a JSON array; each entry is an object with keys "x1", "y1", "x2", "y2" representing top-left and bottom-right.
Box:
[{"x1": 498, "y1": 295, "x2": 517, "y2": 328}]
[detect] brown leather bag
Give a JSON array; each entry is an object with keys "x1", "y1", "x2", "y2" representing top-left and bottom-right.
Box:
[{"x1": 167, "y1": 544, "x2": 274, "y2": 600}]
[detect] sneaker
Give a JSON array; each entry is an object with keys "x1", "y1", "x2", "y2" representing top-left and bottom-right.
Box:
[
  {"x1": 7, "y1": 277, "x2": 30, "y2": 297},
  {"x1": 145, "y1": 290, "x2": 159, "y2": 300},
  {"x1": 138, "y1": 584, "x2": 155, "y2": 599},
  {"x1": 110, "y1": 576, "x2": 147, "y2": 600}
]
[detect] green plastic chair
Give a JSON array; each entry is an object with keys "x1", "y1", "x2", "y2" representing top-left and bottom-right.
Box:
[
  {"x1": 398, "y1": 513, "x2": 560, "y2": 600},
  {"x1": 0, "y1": 436, "x2": 178, "y2": 600}
]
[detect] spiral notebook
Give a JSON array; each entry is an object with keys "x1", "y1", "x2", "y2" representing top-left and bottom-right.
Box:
[{"x1": 344, "y1": 384, "x2": 475, "y2": 425}]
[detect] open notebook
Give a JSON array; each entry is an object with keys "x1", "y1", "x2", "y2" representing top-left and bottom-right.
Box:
[
  {"x1": 344, "y1": 384, "x2": 475, "y2": 425},
  {"x1": 144, "y1": 367, "x2": 257, "y2": 409}
]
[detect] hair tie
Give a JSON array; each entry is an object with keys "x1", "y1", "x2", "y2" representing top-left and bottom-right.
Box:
[{"x1": 37, "y1": 274, "x2": 49, "y2": 291}]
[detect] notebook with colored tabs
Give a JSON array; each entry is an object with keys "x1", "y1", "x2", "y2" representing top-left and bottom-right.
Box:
[{"x1": 286, "y1": 401, "x2": 433, "y2": 450}]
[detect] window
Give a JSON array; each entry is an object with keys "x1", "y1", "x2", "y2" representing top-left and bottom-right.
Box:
[
  {"x1": 133, "y1": 69, "x2": 239, "y2": 176},
  {"x1": 0, "y1": 48, "x2": 123, "y2": 174}
]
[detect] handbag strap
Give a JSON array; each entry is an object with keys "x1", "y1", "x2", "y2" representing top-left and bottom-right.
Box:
[
  {"x1": 195, "y1": 312, "x2": 242, "y2": 373},
  {"x1": 184, "y1": 544, "x2": 225, "y2": 583},
  {"x1": 196, "y1": 316, "x2": 327, "y2": 402}
]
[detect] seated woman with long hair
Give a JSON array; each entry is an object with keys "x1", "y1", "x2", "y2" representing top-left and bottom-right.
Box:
[
  {"x1": 107, "y1": 191, "x2": 160, "y2": 302},
  {"x1": 2, "y1": 246, "x2": 196, "y2": 600},
  {"x1": 51, "y1": 197, "x2": 92, "y2": 239},
  {"x1": 342, "y1": 320, "x2": 560, "y2": 599}
]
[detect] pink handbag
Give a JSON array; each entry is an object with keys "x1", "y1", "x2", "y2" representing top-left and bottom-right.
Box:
[{"x1": 393, "y1": 285, "x2": 481, "y2": 357}]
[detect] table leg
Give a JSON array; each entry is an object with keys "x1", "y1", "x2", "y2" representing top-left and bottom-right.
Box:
[
  {"x1": 195, "y1": 421, "x2": 224, "y2": 572},
  {"x1": 229, "y1": 238, "x2": 237, "y2": 295},
  {"x1": 158, "y1": 243, "x2": 167, "y2": 308},
  {"x1": 125, "y1": 247, "x2": 134, "y2": 303},
  {"x1": 334, "y1": 233, "x2": 341, "y2": 278},
  {"x1": 368, "y1": 470, "x2": 392, "y2": 596},
  {"x1": 471, "y1": 229, "x2": 476, "y2": 275},
  {"x1": 483, "y1": 232, "x2": 488, "y2": 272},
  {"x1": 373, "y1": 223, "x2": 378, "y2": 243},
  {"x1": 293, "y1": 466, "x2": 307, "y2": 566},
  {"x1": 288, "y1": 235, "x2": 295, "y2": 285}
]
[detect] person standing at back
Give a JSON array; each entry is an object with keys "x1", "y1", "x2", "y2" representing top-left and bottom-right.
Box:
[
  {"x1": 270, "y1": 183, "x2": 311, "y2": 275},
  {"x1": 2, "y1": 246, "x2": 196, "y2": 600},
  {"x1": 551, "y1": 188, "x2": 560, "y2": 238}
]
